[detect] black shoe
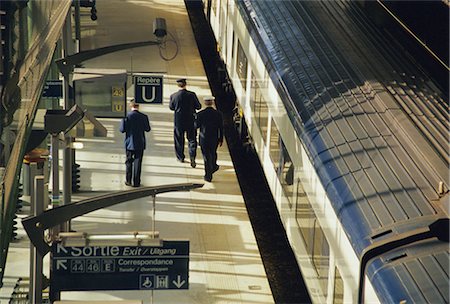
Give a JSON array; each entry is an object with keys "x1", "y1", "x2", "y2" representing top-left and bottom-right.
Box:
[
  {"x1": 190, "y1": 157, "x2": 196, "y2": 168},
  {"x1": 212, "y1": 165, "x2": 220, "y2": 173},
  {"x1": 125, "y1": 182, "x2": 132, "y2": 186},
  {"x1": 177, "y1": 158, "x2": 185, "y2": 163},
  {"x1": 204, "y1": 176, "x2": 212, "y2": 182},
  {"x1": 132, "y1": 184, "x2": 141, "y2": 187}
]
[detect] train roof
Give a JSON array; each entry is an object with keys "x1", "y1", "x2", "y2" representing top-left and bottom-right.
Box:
[
  {"x1": 371, "y1": 239, "x2": 449, "y2": 303},
  {"x1": 238, "y1": 0, "x2": 449, "y2": 301}
]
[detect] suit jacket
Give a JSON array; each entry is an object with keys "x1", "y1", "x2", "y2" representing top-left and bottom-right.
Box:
[
  {"x1": 169, "y1": 89, "x2": 201, "y2": 129},
  {"x1": 195, "y1": 107, "x2": 223, "y2": 147},
  {"x1": 119, "y1": 110, "x2": 151, "y2": 150}
]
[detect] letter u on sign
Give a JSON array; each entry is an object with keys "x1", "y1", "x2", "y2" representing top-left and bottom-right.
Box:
[
  {"x1": 142, "y1": 86, "x2": 156, "y2": 103},
  {"x1": 134, "y1": 75, "x2": 163, "y2": 104}
]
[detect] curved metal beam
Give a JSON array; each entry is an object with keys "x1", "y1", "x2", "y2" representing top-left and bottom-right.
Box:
[
  {"x1": 55, "y1": 40, "x2": 162, "y2": 77},
  {"x1": 22, "y1": 183, "x2": 203, "y2": 256}
]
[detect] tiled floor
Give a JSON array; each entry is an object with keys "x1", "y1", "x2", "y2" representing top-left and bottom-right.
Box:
[{"x1": 1, "y1": 1, "x2": 273, "y2": 303}]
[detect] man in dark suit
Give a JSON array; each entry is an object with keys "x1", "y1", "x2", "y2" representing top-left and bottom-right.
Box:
[
  {"x1": 119, "y1": 101, "x2": 151, "y2": 187},
  {"x1": 195, "y1": 96, "x2": 223, "y2": 182},
  {"x1": 169, "y1": 78, "x2": 201, "y2": 167}
]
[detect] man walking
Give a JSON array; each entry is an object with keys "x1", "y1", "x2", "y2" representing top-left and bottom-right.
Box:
[
  {"x1": 169, "y1": 78, "x2": 201, "y2": 167},
  {"x1": 119, "y1": 101, "x2": 151, "y2": 187},
  {"x1": 195, "y1": 96, "x2": 223, "y2": 182}
]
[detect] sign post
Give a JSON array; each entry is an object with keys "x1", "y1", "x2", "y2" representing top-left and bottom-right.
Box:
[
  {"x1": 42, "y1": 80, "x2": 63, "y2": 98},
  {"x1": 134, "y1": 75, "x2": 163, "y2": 104},
  {"x1": 51, "y1": 240, "x2": 189, "y2": 293},
  {"x1": 22, "y1": 184, "x2": 201, "y2": 302}
]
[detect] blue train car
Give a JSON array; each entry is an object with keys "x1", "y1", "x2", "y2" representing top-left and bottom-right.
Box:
[{"x1": 206, "y1": 0, "x2": 449, "y2": 302}]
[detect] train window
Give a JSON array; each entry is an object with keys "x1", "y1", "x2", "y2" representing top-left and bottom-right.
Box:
[
  {"x1": 279, "y1": 139, "x2": 294, "y2": 207},
  {"x1": 333, "y1": 266, "x2": 344, "y2": 304},
  {"x1": 236, "y1": 40, "x2": 248, "y2": 93},
  {"x1": 250, "y1": 73, "x2": 259, "y2": 139},
  {"x1": 295, "y1": 179, "x2": 315, "y2": 253},
  {"x1": 263, "y1": 70, "x2": 269, "y2": 88},
  {"x1": 269, "y1": 118, "x2": 281, "y2": 172},
  {"x1": 250, "y1": 73, "x2": 258, "y2": 113},
  {"x1": 259, "y1": 98, "x2": 268, "y2": 143},
  {"x1": 313, "y1": 222, "x2": 330, "y2": 298},
  {"x1": 250, "y1": 73, "x2": 268, "y2": 143}
]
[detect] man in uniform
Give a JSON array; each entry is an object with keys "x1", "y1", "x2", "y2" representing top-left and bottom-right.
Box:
[
  {"x1": 119, "y1": 101, "x2": 151, "y2": 187},
  {"x1": 169, "y1": 78, "x2": 202, "y2": 167},
  {"x1": 195, "y1": 96, "x2": 223, "y2": 182}
]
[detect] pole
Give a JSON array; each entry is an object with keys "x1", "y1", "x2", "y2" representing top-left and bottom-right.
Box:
[
  {"x1": 29, "y1": 175, "x2": 45, "y2": 304},
  {"x1": 62, "y1": 9, "x2": 74, "y2": 233},
  {"x1": 152, "y1": 195, "x2": 156, "y2": 239},
  {"x1": 0, "y1": 179, "x2": 5, "y2": 265},
  {"x1": 62, "y1": 136, "x2": 71, "y2": 232},
  {"x1": 51, "y1": 133, "x2": 60, "y2": 238},
  {"x1": 74, "y1": 0, "x2": 81, "y2": 47},
  {"x1": 151, "y1": 194, "x2": 156, "y2": 304},
  {"x1": 51, "y1": 134, "x2": 60, "y2": 207}
]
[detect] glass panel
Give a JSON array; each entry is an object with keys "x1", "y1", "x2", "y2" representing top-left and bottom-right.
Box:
[
  {"x1": 313, "y1": 222, "x2": 330, "y2": 298},
  {"x1": 296, "y1": 186, "x2": 315, "y2": 253},
  {"x1": 250, "y1": 73, "x2": 257, "y2": 113},
  {"x1": 280, "y1": 140, "x2": 294, "y2": 207},
  {"x1": 236, "y1": 40, "x2": 247, "y2": 92},
  {"x1": 0, "y1": 0, "x2": 72, "y2": 286},
  {"x1": 73, "y1": 71, "x2": 127, "y2": 118},
  {"x1": 258, "y1": 95, "x2": 268, "y2": 143},
  {"x1": 333, "y1": 266, "x2": 344, "y2": 304},
  {"x1": 76, "y1": 81, "x2": 112, "y2": 110},
  {"x1": 250, "y1": 73, "x2": 268, "y2": 143},
  {"x1": 269, "y1": 118, "x2": 280, "y2": 172}
]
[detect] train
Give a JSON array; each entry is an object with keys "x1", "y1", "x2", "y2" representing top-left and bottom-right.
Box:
[{"x1": 204, "y1": 0, "x2": 449, "y2": 303}]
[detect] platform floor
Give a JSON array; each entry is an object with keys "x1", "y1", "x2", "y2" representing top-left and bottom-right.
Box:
[{"x1": 1, "y1": 0, "x2": 273, "y2": 303}]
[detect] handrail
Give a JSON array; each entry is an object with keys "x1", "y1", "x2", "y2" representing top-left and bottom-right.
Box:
[{"x1": 22, "y1": 183, "x2": 203, "y2": 256}]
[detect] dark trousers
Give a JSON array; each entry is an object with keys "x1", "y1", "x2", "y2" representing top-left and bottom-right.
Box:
[
  {"x1": 200, "y1": 142, "x2": 218, "y2": 179},
  {"x1": 174, "y1": 127, "x2": 197, "y2": 161},
  {"x1": 125, "y1": 149, "x2": 144, "y2": 186}
]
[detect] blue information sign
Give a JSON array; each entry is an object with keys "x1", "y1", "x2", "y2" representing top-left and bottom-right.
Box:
[
  {"x1": 51, "y1": 240, "x2": 189, "y2": 291},
  {"x1": 134, "y1": 75, "x2": 163, "y2": 104},
  {"x1": 42, "y1": 80, "x2": 63, "y2": 98}
]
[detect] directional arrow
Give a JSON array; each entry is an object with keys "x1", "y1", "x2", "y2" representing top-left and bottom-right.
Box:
[
  {"x1": 56, "y1": 259, "x2": 67, "y2": 270},
  {"x1": 172, "y1": 275, "x2": 185, "y2": 288}
]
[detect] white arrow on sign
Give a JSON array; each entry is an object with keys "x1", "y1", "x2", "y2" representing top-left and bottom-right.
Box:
[
  {"x1": 172, "y1": 275, "x2": 186, "y2": 288},
  {"x1": 56, "y1": 259, "x2": 67, "y2": 270}
]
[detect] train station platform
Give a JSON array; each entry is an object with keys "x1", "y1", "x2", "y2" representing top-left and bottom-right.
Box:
[{"x1": 1, "y1": 0, "x2": 273, "y2": 303}]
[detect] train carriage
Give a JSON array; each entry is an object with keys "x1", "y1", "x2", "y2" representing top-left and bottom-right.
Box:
[{"x1": 205, "y1": 0, "x2": 449, "y2": 303}]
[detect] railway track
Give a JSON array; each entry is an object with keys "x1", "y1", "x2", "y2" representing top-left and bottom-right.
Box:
[{"x1": 185, "y1": 2, "x2": 311, "y2": 303}]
